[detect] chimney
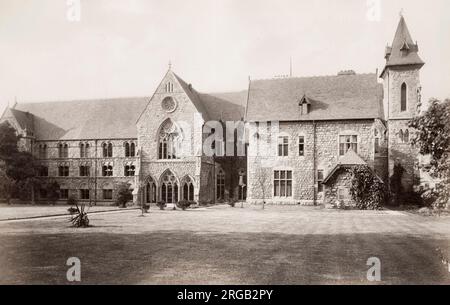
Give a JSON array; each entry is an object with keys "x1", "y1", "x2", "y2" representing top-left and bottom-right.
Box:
[{"x1": 337, "y1": 70, "x2": 356, "y2": 76}]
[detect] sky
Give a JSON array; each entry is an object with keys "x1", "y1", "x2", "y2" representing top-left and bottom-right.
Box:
[{"x1": 0, "y1": 0, "x2": 449, "y2": 115}]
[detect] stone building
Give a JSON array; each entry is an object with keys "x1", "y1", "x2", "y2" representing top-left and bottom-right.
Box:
[
  {"x1": 245, "y1": 15, "x2": 424, "y2": 206},
  {"x1": 0, "y1": 16, "x2": 424, "y2": 206}
]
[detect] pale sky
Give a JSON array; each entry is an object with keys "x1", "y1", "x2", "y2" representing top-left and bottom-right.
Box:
[{"x1": 0, "y1": 0, "x2": 449, "y2": 115}]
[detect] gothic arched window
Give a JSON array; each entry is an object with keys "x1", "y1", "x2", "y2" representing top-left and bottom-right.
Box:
[
  {"x1": 399, "y1": 129, "x2": 404, "y2": 143},
  {"x1": 39, "y1": 144, "x2": 47, "y2": 159},
  {"x1": 146, "y1": 177, "x2": 157, "y2": 204},
  {"x1": 401, "y1": 83, "x2": 407, "y2": 112},
  {"x1": 103, "y1": 143, "x2": 113, "y2": 157},
  {"x1": 182, "y1": 176, "x2": 194, "y2": 201},
  {"x1": 59, "y1": 143, "x2": 68, "y2": 158},
  {"x1": 130, "y1": 142, "x2": 135, "y2": 157},
  {"x1": 160, "y1": 171, "x2": 178, "y2": 203},
  {"x1": 404, "y1": 129, "x2": 409, "y2": 143},
  {"x1": 216, "y1": 169, "x2": 225, "y2": 200},
  {"x1": 158, "y1": 120, "x2": 181, "y2": 160},
  {"x1": 124, "y1": 142, "x2": 130, "y2": 157}
]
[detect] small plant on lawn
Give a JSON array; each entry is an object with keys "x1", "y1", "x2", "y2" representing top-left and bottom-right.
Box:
[
  {"x1": 141, "y1": 203, "x2": 150, "y2": 214},
  {"x1": 156, "y1": 200, "x2": 166, "y2": 210},
  {"x1": 349, "y1": 165, "x2": 387, "y2": 210},
  {"x1": 115, "y1": 182, "x2": 133, "y2": 208},
  {"x1": 67, "y1": 196, "x2": 90, "y2": 228},
  {"x1": 176, "y1": 200, "x2": 192, "y2": 211}
]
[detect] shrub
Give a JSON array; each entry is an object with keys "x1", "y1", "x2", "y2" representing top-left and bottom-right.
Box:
[
  {"x1": 156, "y1": 201, "x2": 166, "y2": 210},
  {"x1": 176, "y1": 200, "x2": 192, "y2": 211},
  {"x1": 67, "y1": 196, "x2": 77, "y2": 206},
  {"x1": 142, "y1": 203, "x2": 150, "y2": 213},
  {"x1": 349, "y1": 165, "x2": 387, "y2": 210},
  {"x1": 115, "y1": 182, "x2": 133, "y2": 208},
  {"x1": 67, "y1": 207, "x2": 78, "y2": 215}
]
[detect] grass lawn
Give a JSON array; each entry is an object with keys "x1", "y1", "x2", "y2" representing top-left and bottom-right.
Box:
[
  {"x1": 0, "y1": 204, "x2": 133, "y2": 221},
  {"x1": 0, "y1": 204, "x2": 449, "y2": 284}
]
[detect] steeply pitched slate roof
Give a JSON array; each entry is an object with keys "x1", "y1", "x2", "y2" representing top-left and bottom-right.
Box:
[
  {"x1": 246, "y1": 73, "x2": 383, "y2": 122},
  {"x1": 8, "y1": 108, "x2": 34, "y2": 132},
  {"x1": 322, "y1": 149, "x2": 367, "y2": 184},
  {"x1": 9, "y1": 90, "x2": 247, "y2": 141},
  {"x1": 199, "y1": 91, "x2": 247, "y2": 121},
  {"x1": 14, "y1": 98, "x2": 149, "y2": 140},
  {"x1": 173, "y1": 72, "x2": 211, "y2": 121},
  {"x1": 382, "y1": 16, "x2": 424, "y2": 76}
]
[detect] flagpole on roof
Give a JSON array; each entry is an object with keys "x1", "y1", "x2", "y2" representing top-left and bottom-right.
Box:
[{"x1": 289, "y1": 57, "x2": 292, "y2": 77}]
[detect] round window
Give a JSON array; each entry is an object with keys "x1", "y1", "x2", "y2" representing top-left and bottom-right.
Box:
[{"x1": 161, "y1": 96, "x2": 177, "y2": 113}]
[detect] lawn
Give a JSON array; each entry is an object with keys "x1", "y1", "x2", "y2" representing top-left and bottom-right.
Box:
[
  {"x1": 0, "y1": 204, "x2": 134, "y2": 221},
  {"x1": 0, "y1": 204, "x2": 449, "y2": 284}
]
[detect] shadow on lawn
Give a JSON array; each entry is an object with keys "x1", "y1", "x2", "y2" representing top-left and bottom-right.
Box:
[{"x1": 0, "y1": 232, "x2": 449, "y2": 285}]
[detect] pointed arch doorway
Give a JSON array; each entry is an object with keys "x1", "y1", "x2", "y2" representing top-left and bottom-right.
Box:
[
  {"x1": 160, "y1": 170, "x2": 179, "y2": 204},
  {"x1": 145, "y1": 177, "x2": 157, "y2": 204}
]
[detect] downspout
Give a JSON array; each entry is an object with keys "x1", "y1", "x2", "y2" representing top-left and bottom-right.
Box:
[
  {"x1": 94, "y1": 139, "x2": 98, "y2": 205},
  {"x1": 313, "y1": 120, "x2": 317, "y2": 206}
]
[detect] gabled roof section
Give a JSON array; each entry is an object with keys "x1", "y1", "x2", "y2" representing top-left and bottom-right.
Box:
[
  {"x1": 246, "y1": 73, "x2": 383, "y2": 122},
  {"x1": 14, "y1": 98, "x2": 149, "y2": 140},
  {"x1": 299, "y1": 94, "x2": 312, "y2": 105},
  {"x1": 322, "y1": 149, "x2": 367, "y2": 184},
  {"x1": 8, "y1": 108, "x2": 34, "y2": 132},
  {"x1": 199, "y1": 91, "x2": 247, "y2": 121},
  {"x1": 381, "y1": 16, "x2": 424, "y2": 76},
  {"x1": 172, "y1": 72, "x2": 210, "y2": 121}
]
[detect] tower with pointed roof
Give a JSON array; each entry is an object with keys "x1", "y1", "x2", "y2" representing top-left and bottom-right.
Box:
[{"x1": 381, "y1": 15, "x2": 424, "y2": 192}]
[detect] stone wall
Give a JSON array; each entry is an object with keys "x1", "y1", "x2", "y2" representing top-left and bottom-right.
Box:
[
  {"x1": 33, "y1": 139, "x2": 139, "y2": 205},
  {"x1": 247, "y1": 119, "x2": 383, "y2": 205},
  {"x1": 387, "y1": 120, "x2": 419, "y2": 191},
  {"x1": 136, "y1": 70, "x2": 213, "y2": 204},
  {"x1": 323, "y1": 167, "x2": 355, "y2": 207}
]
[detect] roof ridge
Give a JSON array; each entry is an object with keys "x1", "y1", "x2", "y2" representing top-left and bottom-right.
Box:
[
  {"x1": 251, "y1": 72, "x2": 377, "y2": 82},
  {"x1": 17, "y1": 96, "x2": 150, "y2": 106}
]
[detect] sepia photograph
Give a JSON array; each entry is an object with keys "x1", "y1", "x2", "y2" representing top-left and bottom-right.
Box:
[{"x1": 0, "y1": 0, "x2": 449, "y2": 295}]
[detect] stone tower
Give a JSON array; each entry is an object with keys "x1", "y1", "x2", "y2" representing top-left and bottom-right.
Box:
[{"x1": 380, "y1": 16, "x2": 425, "y2": 192}]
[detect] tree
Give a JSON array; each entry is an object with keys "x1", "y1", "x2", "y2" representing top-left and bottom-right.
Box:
[
  {"x1": 0, "y1": 122, "x2": 19, "y2": 162},
  {"x1": 0, "y1": 122, "x2": 39, "y2": 203},
  {"x1": 115, "y1": 182, "x2": 133, "y2": 208},
  {"x1": 349, "y1": 165, "x2": 387, "y2": 210},
  {"x1": 0, "y1": 163, "x2": 14, "y2": 204},
  {"x1": 409, "y1": 98, "x2": 450, "y2": 210}
]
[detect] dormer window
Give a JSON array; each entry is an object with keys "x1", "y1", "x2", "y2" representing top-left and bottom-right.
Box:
[
  {"x1": 299, "y1": 95, "x2": 311, "y2": 115},
  {"x1": 400, "y1": 41, "x2": 410, "y2": 56}
]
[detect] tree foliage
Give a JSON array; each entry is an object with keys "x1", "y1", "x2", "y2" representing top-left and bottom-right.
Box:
[
  {"x1": 349, "y1": 165, "x2": 387, "y2": 210},
  {"x1": 0, "y1": 122, "x2": 39, "y2": 203},
  {"x1": 409, "y1": 98, "x2": 450, "y2": 209},
  {"x1": 115, "y1": 182, "x2": 133, "y2": 208},
  {"x1": 0, "y1": 122, "x2": 19, "y2": 162},
  {"x1": 0, "y1": 164, "x2": 14, "y2": 204}
]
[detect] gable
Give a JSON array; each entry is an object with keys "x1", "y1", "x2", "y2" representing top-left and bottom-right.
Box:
[{"x1": 137, "y1": 70, "x2": 210, "y2": 125}]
